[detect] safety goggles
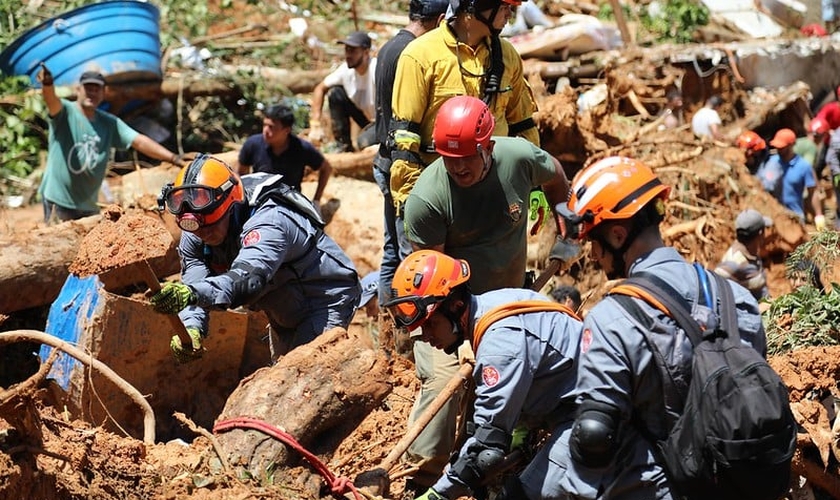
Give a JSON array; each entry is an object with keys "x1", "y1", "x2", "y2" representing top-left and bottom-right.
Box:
[
  {"x1": 160, "y1": 183, "x2": 232, "y2": 217},
  {"x1": 382, "y1": 295, "x2": 447, "y2": 329}
]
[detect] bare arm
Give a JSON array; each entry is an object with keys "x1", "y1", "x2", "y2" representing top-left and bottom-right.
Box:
[
  {"x1": 131, "y1": 134, "x2": 181, "y2": 166},
  {"x1": 235, "y1": 159, "x2": 251, "y2": 176},
  {"x1": 808, "y1": 186, "x2": 823, "y2": 217},
  {"x1": 541, "y1": 155, "x2": 571, "y2": 223},
  {"x1": 313, "y1": 159, "x2": 333, "y2": 202},
  {"x1": 310, "y1": 82, "x2": 328, "y2": 124},
  {"x1": 42, "y1": 82, "x2": 62, "y2": 117}
]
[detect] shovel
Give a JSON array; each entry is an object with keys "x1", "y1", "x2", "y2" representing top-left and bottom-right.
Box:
[
  {"x1": 68, "y1": 208, "x2": 193, "y2": 347},
  {"x1": 355, "y1": 362, "x2": 474, "y2": 497}
]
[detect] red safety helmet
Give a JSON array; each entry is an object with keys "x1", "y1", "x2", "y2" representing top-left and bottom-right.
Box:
[
  {"x1": 735, "y1": 130, "x2": 767, "y2": 153},
  {"x1": 433, "y1": 96, "x2": 495, "y2": 158},
  {"x1": 810, "y1": 117, "x2": 830, "y2": 135},
  {"x1": 161, "y1": 154, "x2": 244, "y2": 231},
  {"x1": 557, "y1": 156, "x2": 670, "y2": 240},
  {"x1": 384, "y1": 250, "x2": 471, "y2": 331}
]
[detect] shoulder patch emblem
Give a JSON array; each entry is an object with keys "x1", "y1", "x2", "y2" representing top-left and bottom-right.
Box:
[
  {"x1": 482, "y1": 366, "x2": 500, "y2": 387},
  {"x1": 243, "y1": 229, "x2": 261, "y2": 246},
  {"x1": 581, "y1": 328, "x2": 592, "y2": 354}
]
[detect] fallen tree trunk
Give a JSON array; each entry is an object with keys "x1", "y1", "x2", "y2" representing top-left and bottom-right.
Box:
[
  {"x1": 0, "y1": 211, "x2": 180, "y2": 314},
  {"x1": 215, "y1": 327, "x2": 391, "y2": 476},
  {"x1": 0, "y1": 217, "x2": 98, "y2": 314},
  {"x1": 212, "y1": 145, "x2": 377, "y2": 182}
]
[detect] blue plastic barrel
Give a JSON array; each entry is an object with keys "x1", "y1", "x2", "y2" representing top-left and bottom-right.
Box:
[{"x1": 0, "y1": 1, "x2": 161, "y2": 87}]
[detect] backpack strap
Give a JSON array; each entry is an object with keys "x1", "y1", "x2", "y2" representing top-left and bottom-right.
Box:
[
  {"x1": 708, "y1": 271, "x2": 740, "y2": 342},
  {"x1": 472, "y1": 300, "x2": 580, "y2": 352},
  {"x1": 618, "y1": 272, "x2": 704, "y2": 346}
]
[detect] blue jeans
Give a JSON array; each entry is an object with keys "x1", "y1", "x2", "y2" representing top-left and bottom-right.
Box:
[
  {"x1": 42, "y1": 199, "x2": 97, "y2": 224},
  {"x1": 373, "y1": 155, "x2": 412, "y2": 305}
]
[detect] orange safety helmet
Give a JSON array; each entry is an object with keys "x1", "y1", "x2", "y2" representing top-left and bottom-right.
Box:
[
  {"x1": 735, "y1": 130, "x2": 767, "y2": 153},
  {"x1": 161, "y1": 154, "x2": 244, "y2": 231},
  {"x1": 385, "y1": 250, "x2": 471, "y2": 331},
  {"x1": 558, "y1": 156, "x2": 670, "y2": 240},
  {"x1": 810, "y1": 117, "x2": 830, "y2": 135},
  {"x1": 433, "y1": 96, "x2": 495, "y2": 158}
]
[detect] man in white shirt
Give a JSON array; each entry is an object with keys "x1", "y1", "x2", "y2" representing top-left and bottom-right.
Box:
[
  {"x1": 310, "y1": 31, "x2": 377, "y2": 152},
  {"x1": 691, "y1": 95, "x2": 723, "y2": 140}
]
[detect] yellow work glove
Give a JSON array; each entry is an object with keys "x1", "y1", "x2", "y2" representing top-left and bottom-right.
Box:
[
  {"x1": 150, "y1": 282, "x2": 195, "y2": 314},
  {"x1": 510, "y1": 425, "x2": 529, "y2": 450},
  {"x1": 389, "y1": 158, "x2": 423, "y2": 214},
  {"x1": 170, "y1": 327, "x2": 204, "y2": 363},
  {"x1": 815, "y1": 214, "x2": 827, "y2": 231},
  {"x1": 415, "y1": 488, "x2": 447, "y2": 500}
]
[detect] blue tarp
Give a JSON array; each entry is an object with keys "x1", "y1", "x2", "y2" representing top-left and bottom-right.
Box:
[{"x1": 40, "y1": 274, "x2": 103, "y2": 389}]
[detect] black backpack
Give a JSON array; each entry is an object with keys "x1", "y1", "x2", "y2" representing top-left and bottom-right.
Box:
[{"x1": 609, "y1": 267, "x2": 796, "y2": 500}]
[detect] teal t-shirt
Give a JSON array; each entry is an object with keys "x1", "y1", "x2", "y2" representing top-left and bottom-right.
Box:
[
  {"x1": 404, "y1": 136, "x2": 557, "y2": 294},
  {"x1": 39, "y1": 99, "x2": 139, "y2": 211}
]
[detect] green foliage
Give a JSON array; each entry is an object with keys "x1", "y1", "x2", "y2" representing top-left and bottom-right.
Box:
[
  {"x1": 0, "y1": 76, "x2": 48, "y2": 195},
  {"x1": 764, "y1": 230, "x2": 840, "y2": 355},
  {"x1": 631, "y1": 0, "x2": 710, "y2": 44},
  {"x1": 582, "y1": 1, "x2": 710, "y2": 51}
]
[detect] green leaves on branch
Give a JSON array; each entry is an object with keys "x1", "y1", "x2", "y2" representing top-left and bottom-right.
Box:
[{"x1": 764, "y1": 230, "x2": 840, "y2": 355}]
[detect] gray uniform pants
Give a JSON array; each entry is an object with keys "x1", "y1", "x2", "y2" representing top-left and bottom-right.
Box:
[{"x1": 405, "y1": 340, "x2": 464, "y2": 486}]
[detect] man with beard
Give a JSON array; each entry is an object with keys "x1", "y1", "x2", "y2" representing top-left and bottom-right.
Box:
[
  {"x1": 310, "y1": 31, "x2": 377, "y2": 152},
  {"x1": 37, "y1": 65, "x2": 182, "y2": 223}
]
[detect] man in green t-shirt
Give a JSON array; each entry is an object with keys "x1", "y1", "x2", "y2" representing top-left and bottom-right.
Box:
[
  {"x1": 400, "y1": 95, "x2": 570, "y2": 491},
  {"x1": 37, "y1": 65, "x2": 182, "y2": 223}
]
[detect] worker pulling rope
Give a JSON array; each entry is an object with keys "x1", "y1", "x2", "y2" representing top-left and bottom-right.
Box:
[{"x1": 214, "y1": 416, "x2": 363, "y2": 500}]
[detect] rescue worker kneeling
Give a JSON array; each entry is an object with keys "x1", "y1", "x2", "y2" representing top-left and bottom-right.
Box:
[
  {"x1": 151, "y1": 154, "x2": 361, "y2": 362},
  {"x1": 383, "y1": 250, "x2": 583, "y2": 500}
]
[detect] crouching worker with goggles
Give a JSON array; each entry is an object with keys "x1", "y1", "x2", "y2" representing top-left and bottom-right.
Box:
[
  {"x1": 384, "y1": 250, "x2": 583, "y2": 500},
  {"x1": 152, "y1": 154, "x2": 361, "y2": 363}
]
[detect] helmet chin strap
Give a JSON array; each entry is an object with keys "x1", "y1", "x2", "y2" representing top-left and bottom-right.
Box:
[
  {"x1": 593, "y1": 221, "x2": 641, "y2": 281},
  {"x1": 474, "y1": 6, "x2": 502, "y2": 36},
  {"x1": 441, "y1": 296, "x2": 469, "y2": 354},
  {"x1": 477, "y1": 145, "x2": 492, "y2": 181}
]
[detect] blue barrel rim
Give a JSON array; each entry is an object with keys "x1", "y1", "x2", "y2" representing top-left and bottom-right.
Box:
[{"x1": 0, "y1": 0, "x2": 161, "y2": 82}]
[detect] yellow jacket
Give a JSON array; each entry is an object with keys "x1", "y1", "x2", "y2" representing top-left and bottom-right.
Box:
[{"x1": 389, "y1": 21, "x2": 539, "y2": 210}]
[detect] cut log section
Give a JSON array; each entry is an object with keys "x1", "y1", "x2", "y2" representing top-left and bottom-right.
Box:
[{"x1": 215, "y1": 327, "x2": 391, "y2": 475}]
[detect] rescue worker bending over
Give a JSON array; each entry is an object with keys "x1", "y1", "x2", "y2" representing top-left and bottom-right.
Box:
[
  {"x1": 555, "y1": 157, "x2": 766, "y2": 499},
  {"x1": 151, "y1": 154, "x2": 361, "y2": 362},
  {"x1": 384, "y1": 250, "x2": 583, "y2": 500}
]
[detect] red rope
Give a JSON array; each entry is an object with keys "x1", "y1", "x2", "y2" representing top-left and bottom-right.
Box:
[{"x1": 214, "y1": 416, "x2": 363, "y2": 500}]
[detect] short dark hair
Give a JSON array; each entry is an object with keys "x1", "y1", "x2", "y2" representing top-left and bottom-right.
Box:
[
  {"x1": 264, "y1": 104, "x2": 295, "y2": 128},
  {"x1": 707, "y1": 95, "x2": 723, "y2": 108},
  {"x1": 551, "y1": 285, "x2": 582, "y2": 310}
]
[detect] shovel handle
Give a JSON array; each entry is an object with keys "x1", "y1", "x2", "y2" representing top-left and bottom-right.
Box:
[
  {"x1": 137, "y1": 261, "x2": 194, "y2": 346},
  {"x1": 378, "y1": 362, "x2": 474, "y2": 474}
]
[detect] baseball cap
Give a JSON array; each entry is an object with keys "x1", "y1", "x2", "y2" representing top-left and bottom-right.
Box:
[
  {"x1": 769, "y1": 128, "x2": 796, "y2": 149},
  {"x1": 359, "y1": 270, "x2": 380, "y2": 307},
  {"x1": 411, "y1": 0, "x2": 450, "y2": 18},
  {"x1": 338, "y1": 31, "x2": 372, "y2": 49},
  {"x1": 79, "y1": 71, "x2": 106, "y2": 86},
  {"x1": 735, "y1": 209, "x2": 772, "y2": 236}
]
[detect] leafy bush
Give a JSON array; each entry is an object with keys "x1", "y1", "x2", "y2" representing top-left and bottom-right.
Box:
[{"x1": 765, "y1": 230, "x2": 840, "y2": 355}]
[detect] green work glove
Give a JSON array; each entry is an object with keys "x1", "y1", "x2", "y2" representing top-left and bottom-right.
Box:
[
  {"x1": 150, "y1": 282, "x2": 195, "y2": 314},
  {"x1": 510, "y1": 425, "x2": 529, "y2": 450},
  {"x1": 415, "y1": 489, "x2": 447, "y2": 500},
  {"x1": 170, "y1": 327, "x2": 204, "y2": 363}
]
